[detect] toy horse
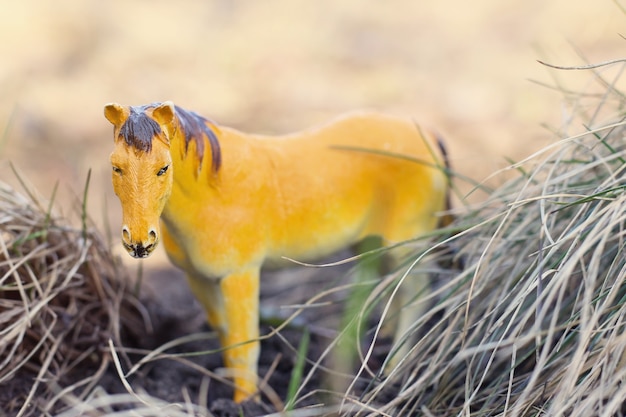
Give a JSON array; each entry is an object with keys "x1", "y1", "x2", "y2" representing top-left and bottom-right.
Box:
[{"x1": 104, "y1": 102, "x2": 450, "y2": 402}]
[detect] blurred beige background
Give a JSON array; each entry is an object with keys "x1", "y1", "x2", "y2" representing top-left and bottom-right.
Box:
[{"x1": 0, "y1": 0, "x2": 624, "y2": 264}]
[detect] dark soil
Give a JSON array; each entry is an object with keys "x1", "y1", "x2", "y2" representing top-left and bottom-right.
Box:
[
  {"x1": 99, "y1": 258, "x2": 390, "y2": 417},
  {"x1": 115, "y1": 268, "x2": 321, "y2": 416}
]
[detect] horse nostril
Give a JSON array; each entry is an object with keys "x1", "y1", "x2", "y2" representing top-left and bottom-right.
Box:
[
  {"x1": 122, "y1": 226, "x2": 131, "y2": 243},
  {"x1": 148, "y1": 228, "x2": 157, "y2": 244}
]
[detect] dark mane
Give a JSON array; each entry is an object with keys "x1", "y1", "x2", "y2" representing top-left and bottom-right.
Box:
[
  {"x1": 174, "y1": 106, "x2": 222, "y2": 174},
  {"x1": 119, "y1": 104, "x2": 161, "y2": 153},
  {"x1": 120, "y1": 104, "x2": 222, "y2": 174}
]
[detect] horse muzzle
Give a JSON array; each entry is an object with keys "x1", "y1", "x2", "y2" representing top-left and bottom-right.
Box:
[
  {"x1": 123, "y1": 241, "x2": 156, "y2": 258},
  {"x1": 121, "y1": 226, "x2": 158, "y2": 259}
]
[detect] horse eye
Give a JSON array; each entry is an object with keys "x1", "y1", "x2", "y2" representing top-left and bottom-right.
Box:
[{"x1": 157, "y1": 165, "x2": 169, "y2": 176}]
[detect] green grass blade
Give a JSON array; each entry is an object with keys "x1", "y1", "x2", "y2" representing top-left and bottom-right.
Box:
[{"x1": 285, "y1": 328, "x2": 310, "y2": 411}]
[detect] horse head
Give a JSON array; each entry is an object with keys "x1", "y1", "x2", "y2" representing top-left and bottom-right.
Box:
[{"x1": 104, "y1": 101, "x2": 177, "y2": 258}]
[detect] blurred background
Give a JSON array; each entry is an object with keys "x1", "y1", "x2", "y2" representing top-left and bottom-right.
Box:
[{"x1": 0, "y1": 0, "x2": 624, "y2": 265}]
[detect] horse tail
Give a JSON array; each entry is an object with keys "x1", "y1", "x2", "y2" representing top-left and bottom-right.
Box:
[{"x1": 435, "y1": 134, "x2": 455, "y2": 228}]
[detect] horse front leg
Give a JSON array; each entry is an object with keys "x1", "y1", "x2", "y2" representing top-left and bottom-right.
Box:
[
  {"x1": 219, "y1": 267, "x2": 261, "y2": 403},
  {"x1": 186, "y1": 267, "x2": 261, "y2": 402}
]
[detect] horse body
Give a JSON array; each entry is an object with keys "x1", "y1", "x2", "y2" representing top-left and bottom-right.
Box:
[
  {"x1": 165, "y1": 114, "x2": 445, "y2": 271},
  {"x1": 105, "y1": 102, "x2": 449, "y2": 402}
]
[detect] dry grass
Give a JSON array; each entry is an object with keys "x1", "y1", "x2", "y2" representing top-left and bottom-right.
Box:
[
  {"x1": 339, "y1": 61, "x2": 626, "y2": 416},
  {"x1": 0, "y1": 177, "x2": 146, "y2": 416}
]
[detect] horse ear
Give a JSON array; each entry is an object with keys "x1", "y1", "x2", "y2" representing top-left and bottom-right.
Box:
[
  {"x1": 104, "y1": 103, "x2": 129, "y2": 126},
  {"x1": 152, "y1": 101, "x2": 176, "y2": 126}
]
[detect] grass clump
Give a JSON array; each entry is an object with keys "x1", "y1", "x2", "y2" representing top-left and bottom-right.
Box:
[
  {"x1": 0, "y1": 180, "x2": 146, "y2": 416},
  {"x1": 349, "y1": 61, "x2": 626, "y2": 416}
]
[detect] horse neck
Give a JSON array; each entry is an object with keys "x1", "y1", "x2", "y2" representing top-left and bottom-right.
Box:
[
  {"x1": 160, "y1": 123, "x2": 215, "y2": 224},
  {"x1": 168, "y1": 117, "x2": 221, "y2": 180},
  {"x1": 169, "y1": 122, "x2": 270, "y2": 196}
]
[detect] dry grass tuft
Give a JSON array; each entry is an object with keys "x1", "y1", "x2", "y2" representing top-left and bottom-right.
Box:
[
  {"x1": 345, "y1": 61, "x2": 626, "y2": 416},
  {"x1": 0, "y1": 181, "x2": 146, "y2": 416}
]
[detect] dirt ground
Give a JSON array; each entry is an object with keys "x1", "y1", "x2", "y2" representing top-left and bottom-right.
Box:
[
  {"x1": 1, "y1": 1, "x2": 626, "y2": 414},
  {"x1": 115, "y1": 264, "x2": 360, "y2": 416}
]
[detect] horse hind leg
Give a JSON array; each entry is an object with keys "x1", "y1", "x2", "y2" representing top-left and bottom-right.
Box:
[{"x1": 382, "y1": 242, "x2": 433, "y2": 373}]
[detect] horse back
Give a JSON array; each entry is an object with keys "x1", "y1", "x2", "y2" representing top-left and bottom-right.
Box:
[{"x1": 255, "y1": 112, "x2": 449, "y2": 260}]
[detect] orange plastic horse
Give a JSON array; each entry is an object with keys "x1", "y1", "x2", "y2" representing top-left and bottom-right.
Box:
[{"x1": 104, "y1": 101, "x2": 450, "y2": 402}]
